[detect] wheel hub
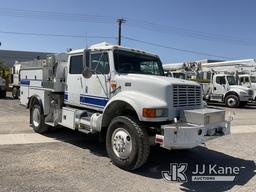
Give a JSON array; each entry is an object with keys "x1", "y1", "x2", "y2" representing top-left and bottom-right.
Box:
[
  {"x1": 228, "y1": 98, "x2": 236, "y2": 106},
  {"x1": 112, "y1": 128, "x2": 132, "y2": 159}
]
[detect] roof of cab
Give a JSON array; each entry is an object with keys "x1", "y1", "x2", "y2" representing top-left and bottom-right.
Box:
[{"x1": 68, "y1": 42, "x2": 159, "y2": 57}]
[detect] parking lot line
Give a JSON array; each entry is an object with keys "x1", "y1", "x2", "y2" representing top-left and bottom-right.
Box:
[{"x1": 0, "y1": 133, "x2": 60, "y2": 145}]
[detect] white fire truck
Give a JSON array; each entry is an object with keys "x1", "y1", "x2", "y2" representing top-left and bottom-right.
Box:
[{"x1": 20, "y1": 42, "x2": 230, "y2": 170}]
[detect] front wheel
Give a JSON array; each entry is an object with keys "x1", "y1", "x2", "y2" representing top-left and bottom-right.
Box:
[
  {"x1": 225, "y1": 95, "x2": 240, "y2": 108},
  {"x1": 106, "y1": 116, "x2": 150, "y2": 170},
  {"x1": 30, "y1": 104, "x2": 49, "y2": 133}
]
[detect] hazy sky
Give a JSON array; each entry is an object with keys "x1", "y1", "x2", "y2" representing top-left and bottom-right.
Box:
[{"x1": 0, "y1": 0, "x2": 255, "y2": 63}]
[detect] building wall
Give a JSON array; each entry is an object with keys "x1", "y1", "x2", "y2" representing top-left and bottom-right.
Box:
[{"x1": 0, "y1": 50, "x2": 53, "y2": 67}]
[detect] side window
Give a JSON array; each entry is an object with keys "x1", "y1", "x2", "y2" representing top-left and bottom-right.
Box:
[
  {"x1": 239, "y1": 77, "x2": 243, "y2": 84},
  {"x1": 216, "y1": 76, "x2": 226, "y2": 85},
  {"x1": 91, "y1": 52, "x2": 109, "y2": 74},
  {"x1": 244, "y1": 77, "x2": 249, "y2": 83},
  {"x1": 69, "y1": 55, "x2": 83, "y2": 74}
]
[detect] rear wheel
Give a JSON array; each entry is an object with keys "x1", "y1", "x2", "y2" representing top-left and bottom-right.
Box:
[
  {"x1": 225, "y1": 95, "x2": 240, "y2": 108},
  {"x1": 30, "y1": 104, "x2": 49, "y2": 133},
  {"x1": 106, "y1": 116, "x2": 150, "y2": 170},
  {"x1": 12, "y1": 87, "x2": 19, "y2": 99},
  {"x1": 1, "y1": 91, "x2": 6, "y2": 98}
]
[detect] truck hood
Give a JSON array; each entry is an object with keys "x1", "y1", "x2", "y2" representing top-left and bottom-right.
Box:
[
  {"x1": 229, "y1": 85, "x2": 251, "y2": 91},
  {"x1": 115, "y1": 74, "x2": 200, "y2": 87},
  {"x1": 114, "y1": 74, "x2": 201, "y2": 103}
]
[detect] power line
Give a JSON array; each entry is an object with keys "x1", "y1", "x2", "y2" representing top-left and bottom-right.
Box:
[
  {"x1": 0, "y1": 7, "x2": 115, "y2": 24},
  {"x1": 0, "y1": 29, "x2": 238, "y2": 59},
  {"x1": 126, "y1": 19, "x2": 256, "y2": 47},
  {"x1": 0, "y1": 7, "x2": 255, "y2": 47},
  {"x1": 122, "y1": 36, "x2": 236, "y2": 60},
  {"x1": 0, "y1": 30, "x2": 116, "y2": 39}
]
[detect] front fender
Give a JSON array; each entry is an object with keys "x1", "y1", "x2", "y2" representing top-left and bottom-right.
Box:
[{"x1": 105, "y1": 91, "x2": 168, "y2": 122}]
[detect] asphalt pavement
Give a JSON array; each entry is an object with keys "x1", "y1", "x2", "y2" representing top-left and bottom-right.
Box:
[{"x1": 0, "y1": 93, "x2": 255, "y2": 192}]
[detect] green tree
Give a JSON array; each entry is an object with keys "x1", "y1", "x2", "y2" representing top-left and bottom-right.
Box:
[{"x1": 0, "y1": 60, "x2": 9, "y2": 79}]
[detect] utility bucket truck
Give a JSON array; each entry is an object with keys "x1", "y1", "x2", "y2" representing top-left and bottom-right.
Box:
[
  {"x1": 20, "y1": 42, "x2": 230, "y2": 170},
  {"x1": 199, "y1": 59, "x2": 256, "y2": 101},
  {"x1": 164, "y1": 62, "x2": 254, "y2": 108}
]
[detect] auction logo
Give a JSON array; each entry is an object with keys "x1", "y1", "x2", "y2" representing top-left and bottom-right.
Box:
[
  {"x1": 162, "y1": 163, "x2": 188, "y2": 182},
  {"x1": 162, "y1": 163, "x2": 240, "y2": 182}
]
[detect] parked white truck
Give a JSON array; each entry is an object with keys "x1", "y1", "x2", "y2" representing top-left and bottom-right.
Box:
[
  {"x1": 0, "y1": 76, "x2": 6, "y2": 98},
  {"x1": 201, "y1": 72, "x2": 253, "y2": 107},
  {"x1": 20, "y1": 42, "x2": 230, "y2": 170},
  {"x1": 10, "y1": 60, "x2": 45, "y2": 99},
  {"x1": 164, "y1": 62, "x2": 254, "y2": 108}
]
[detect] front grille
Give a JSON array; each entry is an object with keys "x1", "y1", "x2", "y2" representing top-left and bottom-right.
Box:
[
  {"x1": 248, "y1": 90, "x2": 254, "y2": 97},
  {"x1": 173, "y1": 85, "x2": 202, "y2": 107}
]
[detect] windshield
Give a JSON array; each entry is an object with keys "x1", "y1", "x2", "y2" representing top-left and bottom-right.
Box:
[
  {"x1": 173, "y1": 72, "x2": 186, "y2": 79},
  {"x1": 250, "y1": 76, "x2": 256, "y2": 83},
  {"x1": 114, "y1": 50, "x2": 164, "y2": 76},
  {"x1": 227, "y1": 76, "x2": 237, "y2": 85}
]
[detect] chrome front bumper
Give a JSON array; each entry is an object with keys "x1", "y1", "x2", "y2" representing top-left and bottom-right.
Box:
[{"x1": 156, "y1": 108, "x2": 231, "y2": 149}]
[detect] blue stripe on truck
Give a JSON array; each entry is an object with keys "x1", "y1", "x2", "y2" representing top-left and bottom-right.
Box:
[
  {"x1": 80, "y1": 95, "x2": 109, "y2": 108},
  {"x1": 20, "y1": 79, "x2": 30, "y2": 86},
  {"x1": 64, "y1": 92, "x2": 68, "y2": 101}
]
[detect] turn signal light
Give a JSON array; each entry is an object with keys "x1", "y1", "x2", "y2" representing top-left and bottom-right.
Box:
[
  {"x1": 143, "y1": 108, "x2": 168, "y2": 118},
  {"x1": 143, "y1": 108, "x2": 156, "y2": 118},
  {"x1": 111, "y1": 81, "x2": 117, "y2": 89}
]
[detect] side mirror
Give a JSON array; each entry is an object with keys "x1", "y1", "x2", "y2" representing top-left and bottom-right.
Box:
[{"x1": 82, "y1": 49, "x2": 92, "y2": 78}]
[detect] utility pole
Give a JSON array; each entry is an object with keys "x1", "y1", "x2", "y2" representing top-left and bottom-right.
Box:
[{"x1": 117, "y1": 18, "x2": 126, "y2": 45}]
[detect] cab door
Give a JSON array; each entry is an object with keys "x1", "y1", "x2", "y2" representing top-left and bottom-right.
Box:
[
  {"x1": 211, "y1": 75, "x2": 226, "y2": 101},
  {"x1": 80, "y1": 51, "x2": 110, "y2": 110},
  {"x1": 65, "y1": 54, "x2": 85, "y2": 106}
]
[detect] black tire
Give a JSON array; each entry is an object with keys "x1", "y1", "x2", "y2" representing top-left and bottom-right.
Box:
[
  {"x1": 30, "y1": 104, "x2": 49, "y2": 133},
  {"x1": 1, "y1": 91, "x2": 6, "y2": 98},
  {"x1": 106, "y1": 116, "x2": 150, "y2": 171},
  {"x1": 225, "y1": 95, "x2": 240, "y2": 108},
  {"x1": 12, "y1": 87, "x2": 19, "y2": 99}
]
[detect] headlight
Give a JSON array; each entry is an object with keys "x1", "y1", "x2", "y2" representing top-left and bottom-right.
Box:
[
  {"x1": 142, "y1": 108, "x2": 168, "y2": 118},
  {"x1": 239, "y1": 91, "x2": 248, "y2": 95}
]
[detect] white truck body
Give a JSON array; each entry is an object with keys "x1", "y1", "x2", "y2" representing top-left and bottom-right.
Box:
[{"x1": 20, "y1": 42, "x2": 230, "y2": 170}]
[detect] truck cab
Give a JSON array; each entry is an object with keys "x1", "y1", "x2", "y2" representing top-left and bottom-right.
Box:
[
  {"x1": 238, "y1": 74, "x2": 256, "y2": 100},
  {"x1": 20, "y1": 42, "x2": 231, "y2": 170},
  {"x1": 206, "y1": 73, "x2": 253, "y2": 107}
]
